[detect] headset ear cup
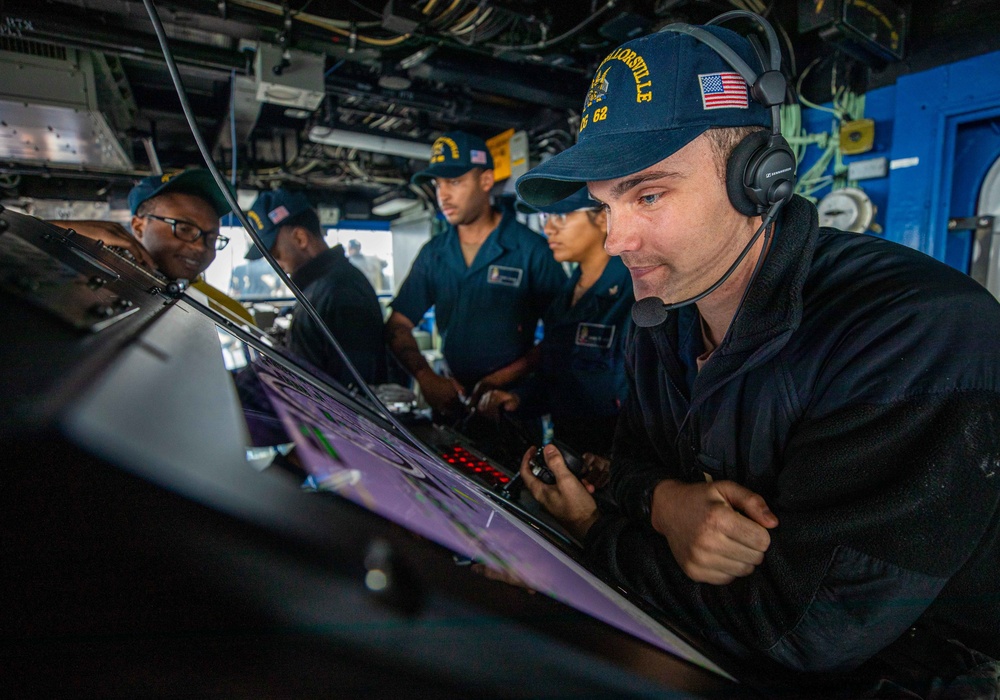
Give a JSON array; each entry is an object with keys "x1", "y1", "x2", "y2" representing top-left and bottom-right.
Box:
[{"x1": 726, "y1": 131, "x2": 771, "y2": 216}]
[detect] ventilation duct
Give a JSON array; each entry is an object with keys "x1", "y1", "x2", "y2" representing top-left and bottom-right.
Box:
[
  {"x1": 252, "y1": 42, "x2": 325, "y2": 112},
  {"x1": 0, "y1": 41, "x2": 135, "y2": 171}
]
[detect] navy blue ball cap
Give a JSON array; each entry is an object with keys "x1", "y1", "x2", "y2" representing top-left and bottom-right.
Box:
[
  {"x1": 411, "y1": 130, "x2": 494, "y2": 186},
  {"x1": 129, "y1": 168, "x2": 234, "y2": 217},
  {"x1": 516, "y1": 186, "x2": 603, "y2": 215},
  {"x1": 516, "y1": 25, "x2": 770, "y2": 207},
  {"x1": 244, "y1": 189, "x2": 313, "y2": 260}
]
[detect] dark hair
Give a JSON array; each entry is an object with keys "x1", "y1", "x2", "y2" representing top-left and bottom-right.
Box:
[
  {"x1": 134, "y1": 195, "x2": 160, "y2": 218},
  {"x1": 704, "y1": 126, "x2": 768, "y2": 181},
  {"x1": 280, "y1": 208, "x2": 322, "y2": 239}
]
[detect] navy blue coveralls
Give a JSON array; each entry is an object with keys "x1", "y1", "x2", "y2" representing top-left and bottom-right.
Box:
[
  {"x1": 534, "y1": 256, "x2": 633, "y2": 455},
  {"x1": 391, "y1": 210, "x2": 566, "y2": 390}
]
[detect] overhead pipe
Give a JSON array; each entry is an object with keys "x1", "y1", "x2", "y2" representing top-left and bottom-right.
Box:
[{"x1": 323, "y1": 73, "x2": 532, "y2": 130}]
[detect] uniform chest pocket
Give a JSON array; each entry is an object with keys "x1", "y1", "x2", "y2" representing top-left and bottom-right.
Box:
[{"x1": 570, "y1": 344, "x2": 616, "y2": 374}]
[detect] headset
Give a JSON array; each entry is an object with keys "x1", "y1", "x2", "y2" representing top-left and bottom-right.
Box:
[
  {"x1": 631, "y1": 10, "x2": 797, "y2": 328},
  {"x1": 659, "y1": 10, "x2": 796, "y2": 215}
]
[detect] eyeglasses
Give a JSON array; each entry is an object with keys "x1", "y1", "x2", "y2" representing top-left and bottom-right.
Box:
[
  {"x1": 144, "y1": 214, "x2": 229, "y2": 250},
  {"x1": 538, "y1": 208, "x2": 601, "y2": 229}
]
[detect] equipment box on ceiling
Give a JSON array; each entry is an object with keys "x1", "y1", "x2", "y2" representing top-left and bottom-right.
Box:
[{"x1": 798, "y1": 0, "x2": 908, "y2": 66}]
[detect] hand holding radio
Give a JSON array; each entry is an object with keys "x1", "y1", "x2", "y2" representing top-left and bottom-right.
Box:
[{"x1": 520, "y1": 442, "x2": 599, "y2": 541}]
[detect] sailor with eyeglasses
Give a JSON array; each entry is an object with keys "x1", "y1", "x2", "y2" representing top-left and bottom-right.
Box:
[{"x1": 49, "y1": 168, "x2": 254, "y2": 326}]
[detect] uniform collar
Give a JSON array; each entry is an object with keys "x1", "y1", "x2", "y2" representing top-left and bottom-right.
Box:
[
  {"x1": 645, "y1": 196, "x2": 816, "y2": 403},
  {"x1": 720, "y1": 195, "x2": 814, "y2": 355},
  {"x1": 557, "y1": 257, "x2": 630, "y2": 321},
  {"x1": 455, "y1": 208, "x2": 518, "y2": 275},
  {"x1": 291, "y1": 244, "x2": 346, "y2": 289},
  {"x1": 587, "y1": 256, "x2": 631, "y2": 300},
  {"x1": 568, "y1": 256, "x2": 630, "y2": 300},
  {"x1": 688, "y1": 196, "x2": 816, "y2": 398}
]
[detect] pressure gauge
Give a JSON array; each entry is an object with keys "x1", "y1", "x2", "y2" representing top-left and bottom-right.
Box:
[{"x1": 817, "y1": 187, "x2": 875, "y2": 233}]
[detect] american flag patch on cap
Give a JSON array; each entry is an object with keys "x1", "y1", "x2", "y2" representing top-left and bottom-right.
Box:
[
  {"x1": 698, "y1": 72, "x2": 749, "y2": 110},
  {"x1": 470, "y1": 149, "x2": 488, "y2": 164},
  {"x1": 268, "y1": 205, "x2": 290, "y2": 223}
]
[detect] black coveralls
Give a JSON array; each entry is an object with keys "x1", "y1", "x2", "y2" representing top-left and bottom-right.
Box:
[
  {"x1": 286, "y1": 244, "x2": 387, "y2": 388},
  {"x1": 585, "y1": 196, "x2": 1000, "y2": 692}
]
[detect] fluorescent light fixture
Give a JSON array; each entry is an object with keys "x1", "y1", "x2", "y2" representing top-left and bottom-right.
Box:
[
  {"x1": 372, "y1": 187, "x2": 421, "y2": 216},
  {"x1": 308, "y1": 126, "x2": 431, "y2": 160},
  {"x1": 398, "y1": 45, "x2": 436, "y2": 70},
  {"x1": 378, "y1": 72, "x2": 413, "y2": 90},
  {"x1": 283, "y1": 107, "x2": 313, "y2": 119}
]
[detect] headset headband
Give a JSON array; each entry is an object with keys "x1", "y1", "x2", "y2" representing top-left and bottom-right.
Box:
[
  {"x1": 707, "y1": 10, "x2": 782, "y2": 76},
  {"x1": 659, "y1": 11, "x2": 787, "y2": 135}
]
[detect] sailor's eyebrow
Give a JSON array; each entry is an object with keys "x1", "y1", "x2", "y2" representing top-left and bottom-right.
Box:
[{"x1": 597, "y1": 170, "x2": 685, "y2": 201}]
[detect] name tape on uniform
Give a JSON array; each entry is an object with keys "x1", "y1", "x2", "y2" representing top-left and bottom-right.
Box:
[
  {"x1": 576, "y1": 322, "x2": 616, "y2": 349},
  {"x1": 487, "y1": 265, "x2": 523, "y2": 288}
]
